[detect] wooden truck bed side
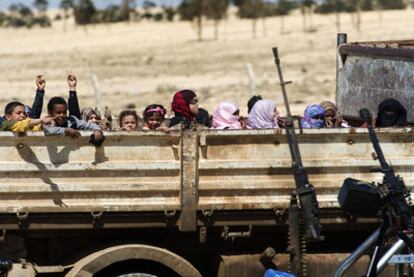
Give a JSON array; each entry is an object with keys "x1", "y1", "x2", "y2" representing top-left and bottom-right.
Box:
[{"x1": 0, "y1": 129, "x2": 412, "y2": 231}]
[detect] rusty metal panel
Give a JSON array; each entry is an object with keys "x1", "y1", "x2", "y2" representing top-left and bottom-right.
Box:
[
  {"x1": 197, "y1": 128, "x2": 414, "y2": 211},
  {"x1": 178, "y1": 131, "x2": 199, "y2": 231},
  {"x1": 337, "y1": 43, "x2": 414, "y2": 122},
  {"x1": 218, "y1": 254, "x2": 394, "y2": 277},
  {"x1": 0, "y1": 129, "x2": 412, "y2": 220},
  {"x1": 0, "y1": 132, "x2": 181, "y2": 213}
]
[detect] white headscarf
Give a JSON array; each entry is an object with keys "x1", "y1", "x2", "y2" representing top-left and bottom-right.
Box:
[{"x1": 247, "y1": 99, "x2": 279, "y2": 129}]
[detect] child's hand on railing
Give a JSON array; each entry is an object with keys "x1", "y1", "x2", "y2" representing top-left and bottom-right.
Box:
[
  {"x1": 65, "y1": 128, "x2": 81, "y2": 138},
  {"x1": 90, "y1": 130, "x2": 105, "y2": 146}
]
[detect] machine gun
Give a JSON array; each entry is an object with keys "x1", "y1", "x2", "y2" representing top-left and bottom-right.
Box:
[
  {"x1": 272, "y1": 47, "x2": 323, "y2": 242},
  {"x1": 361, "y1": 108, "x2": 412, "y2": 230},
  {"x1": 335, "y1": 108, "x2": 414, "y2": 277}
]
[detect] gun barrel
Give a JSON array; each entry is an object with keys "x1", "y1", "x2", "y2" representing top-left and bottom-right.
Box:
[
  {"x1": 359, "y1": 108, "x2": 412, "y2": 230},
  {"x1": 272, "y1": 46, "x2": 323, "y2": 241},
  {"x1": 272, "y1": 47, "x2": 291, "y2": 117},
  {"x1": 359, "y1": 108, "x2": 389, "y2": 169}
]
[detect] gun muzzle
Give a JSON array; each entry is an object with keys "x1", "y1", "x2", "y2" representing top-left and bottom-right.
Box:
[
  {"x1": 272, "y1": 47, "x2": 278, "y2": 58},
  {"x1": 272, "y1": 47, "x2": 280, "y2": 64},
  {"x1": 359, "y1": 108, "x2": 372, "y2": 123}
]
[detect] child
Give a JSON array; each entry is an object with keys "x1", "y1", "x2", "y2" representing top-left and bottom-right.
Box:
[
  {"x1": 44, "y1": 97, "x2": 104, "y2": 145},
  {"x1": 81, "y1": 107, "x2": 101, "y2": 124},
  {"x1": 142, "y1": 104, "x2": 167, "y2": 130},
  {"x1": 3, "y1": 101, "x2": 51, "y2": 132},
  {"x1": 3, "y1": 74, "x2": 46, "y2": 121},
  {"x1": 119, "y1": 110, "x2": 141, "y2": 131},
  {"x1": 4, "y1": 101, "x2": 27, "y2": 122}
]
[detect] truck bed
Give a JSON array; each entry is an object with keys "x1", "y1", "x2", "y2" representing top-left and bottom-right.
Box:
[{"x1": 0, "y1": 129, "x2": 412, "y2": 231}]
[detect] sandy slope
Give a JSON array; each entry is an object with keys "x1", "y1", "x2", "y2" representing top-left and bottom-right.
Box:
[{"x1": 0, "y1": 8, "x2": 413, "y2": 118}]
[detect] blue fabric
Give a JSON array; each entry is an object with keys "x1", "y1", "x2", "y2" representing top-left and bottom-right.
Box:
[
  {"x1": 264, "y1": 269, "x2": 296, "y2": 277},
  {"x1": 301, "y1": 104, "x2": 325, "y2": 129}
]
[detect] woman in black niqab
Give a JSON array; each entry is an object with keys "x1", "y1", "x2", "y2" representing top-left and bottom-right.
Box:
[{"x1": 376, "y1": 98, "x2": 407, "y2": 127}]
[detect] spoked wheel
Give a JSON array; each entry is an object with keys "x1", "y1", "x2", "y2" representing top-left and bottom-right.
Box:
[{"x1": 66, "y1": 244, "x2": 201, "y2": 277}]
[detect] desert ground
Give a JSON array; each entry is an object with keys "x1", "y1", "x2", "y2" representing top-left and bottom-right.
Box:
[{"x1": 1, "y1": 8, "x2": 414, "y2": 119}]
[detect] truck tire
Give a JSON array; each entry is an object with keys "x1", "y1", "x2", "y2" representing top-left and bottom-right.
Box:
[{"x1": 66, "y1": 244, "x2": 201, "y2": 277}]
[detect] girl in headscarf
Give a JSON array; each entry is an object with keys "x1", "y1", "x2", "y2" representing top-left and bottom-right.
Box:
[
  {"x1": 142, "y1": 104, "x2": 167, "y2": 130},
  {"x1": 320, "y1": 101, "x2": 349, "y2": 128},
  {"x1": 376, "y1": 98, "x2": 407, "y2": 127},
  {"x1": 212, "y1": 101, "x2": 242, "y2": 129},
  {"x1": 81, "y1": 107, "x2": 101, "y2": 124},
  {"x1": 301, "y1": 104, "x2": 325, "y2": 129},
  {"x1": 169, "y1": 90, "x2": 206, "y2": 129},
  {"x1": 247, "y1": 99, "x2": 279, "y2": 129},
  {"x1": 81, "y1": 107, "x2": 111, "y2": 130}
]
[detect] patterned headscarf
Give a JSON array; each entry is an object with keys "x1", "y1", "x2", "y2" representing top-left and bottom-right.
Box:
[
  {"x1": 320, "y1": 101, "x2": 338, "y2": 115},
  {"x1": 301, "y1": 104, "x2": 325, "y2": 129},
  {"x1": 81, "y1": 107, "x2": 101, "y2": 122},
  {"x1": 247, "y1": 99, "x2": 279, "y2": 129},
  {"x1": 171, "y1": 90, "x2": 196, "y2": 120},
  {"x1": 212, "y1": 101, "x2": 241, "y2": 129}
]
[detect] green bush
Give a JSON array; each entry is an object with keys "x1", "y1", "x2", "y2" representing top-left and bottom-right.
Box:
[
  {"x1": 314, "y1": 0, "x2": 348, "y2": 14},
  {"x1": 100, "y1": 5, "x2": 128, "y2": 23},
  {"x1": 32, "y1": 15, "x2": 52, "y2": 27},
  {"x1": 0, "y1": 12, "x2": 6, "y2": 26},
  {"x1": 6, "y1": 16, "x2": 30, "y2": 28},
  {"x1": 153, "y1": 12, "x2": 164, "y2": 21},
  {"x1": 178, "y1": 0, "x2": 198, "y2": 21},
  {"x1": 73, "y1": 0, "x2": 96, "y2": 25},
  {"x1": 377, "y1": 0, "x2": 406, "y2": 9},
  {"x1": 361, "y1": 0, "x2": 373, "y2": 11},
  {"x1": 164, "y1": 7, "x2": 176, "y2": 21}
]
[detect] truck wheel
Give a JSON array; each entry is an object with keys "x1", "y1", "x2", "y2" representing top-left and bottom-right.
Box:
[{"x1": 66, "y1": 244, "x2": 201, "y2": 277}]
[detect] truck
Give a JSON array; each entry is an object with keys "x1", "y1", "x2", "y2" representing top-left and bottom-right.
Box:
[{"x1": 1, "y1": 36, "x2": 413, "y2": 277}]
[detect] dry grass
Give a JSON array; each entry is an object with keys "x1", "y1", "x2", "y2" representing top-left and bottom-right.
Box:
[{"x1": 1, "y1": 8, "x2": 414, "y2": 117}]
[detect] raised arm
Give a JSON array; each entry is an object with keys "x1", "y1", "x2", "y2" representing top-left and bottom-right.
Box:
[
  {"x1": 67, "y1": 73, "x2": 81, "y2": 119},
  {"x1": 29, "y1": 75, "x2": 46, "y2": 119}
]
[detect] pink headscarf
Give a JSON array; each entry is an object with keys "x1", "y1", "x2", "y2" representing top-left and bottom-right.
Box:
[
  {"x1": 212, "y1": 101, "x2": 241, "y2": 129},
  {"x1": 247, "y1": 99, "x2": 279, "y2": 129}
]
